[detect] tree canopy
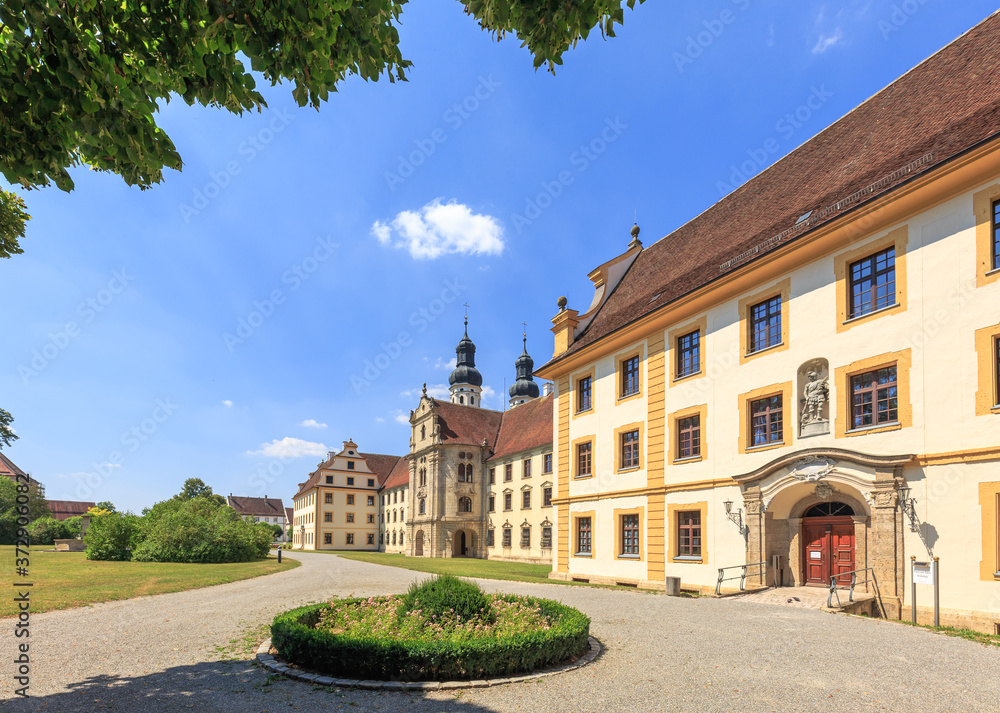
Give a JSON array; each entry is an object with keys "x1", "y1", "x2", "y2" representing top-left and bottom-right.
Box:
[
  {"x1": 174, "y1": 477, "x2": 225, "y2": 505},
  {"x1": 0, "y1": 407, "x2": 17, "y2": 449},
  {"x1": 0, "y1": 0, "x2": 645, "y2": 254}
]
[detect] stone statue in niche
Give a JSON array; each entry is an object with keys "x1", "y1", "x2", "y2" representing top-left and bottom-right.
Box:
[{"x1": 797, "y1": 358, "x2": 830, "y2": 437}]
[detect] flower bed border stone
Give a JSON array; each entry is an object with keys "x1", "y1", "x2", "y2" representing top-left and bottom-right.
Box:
[{"x1": 254, "y1": 635, "x2": 602, "y2": 690}]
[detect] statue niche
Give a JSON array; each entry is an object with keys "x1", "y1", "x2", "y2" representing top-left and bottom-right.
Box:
[{"x1": 797, "y1": 358, "x2": 830, "y2": 437}]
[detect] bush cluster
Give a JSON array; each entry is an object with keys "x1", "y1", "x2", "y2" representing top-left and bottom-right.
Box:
[
  {"x1": 26, "y1": 516, "x2": 82, "y2": 545},
  {"x1": 84, "y1": 496, "x2": 272, "y2": 563},
  {"x1": 398, "y1": 575, "x2": 494, "y2": 624},
  {"x1": 271, "y1": 590, "x2": 590, "y2": 681},
  {"x1": 84, "y1": 511, "x2": 142, "y2": 561}
]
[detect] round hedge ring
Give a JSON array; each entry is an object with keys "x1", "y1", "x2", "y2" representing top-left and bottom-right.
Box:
[{"x1": 269, "y1": 576, "x2": 591, "y2": 682}]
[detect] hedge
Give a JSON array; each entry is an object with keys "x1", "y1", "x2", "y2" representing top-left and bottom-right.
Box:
[{"x1": 271, "y1": 595, "x2": 590, "y2": 681}]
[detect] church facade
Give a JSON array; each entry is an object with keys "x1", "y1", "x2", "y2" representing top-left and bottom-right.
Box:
[
  {"x1": 536, "y1": 16, "x2": 1000, "y2": 632},
  {"x1": 404, "y1": 322, "x2": 554, "y2": 563}
]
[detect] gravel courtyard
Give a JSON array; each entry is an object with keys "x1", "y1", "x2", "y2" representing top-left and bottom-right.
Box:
[{"x1": 1, "y1": 551, "x2": 996, "y2": 712}]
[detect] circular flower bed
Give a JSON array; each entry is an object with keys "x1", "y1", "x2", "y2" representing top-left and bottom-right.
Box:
[{"x1": 270, "y1": 575, "x2": 591, "y2": 681}]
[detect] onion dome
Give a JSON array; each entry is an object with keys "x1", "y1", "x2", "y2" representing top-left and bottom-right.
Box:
[
  {"x1": 509, "y1": 337, "x2": 540, "y2": 401},
  {"x1": 448, "y1": 319, "x2": 483, "y2": 387}
]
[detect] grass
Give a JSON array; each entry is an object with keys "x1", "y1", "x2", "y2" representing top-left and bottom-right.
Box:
[
  {"x1": 0, "y1": 545, "x2": 299, "y2": 618},
  {"x1": 895, "y1": 619, "x2": 1000, "y2": 647},
  {"x1": 330, "y1": 550, "x2": 560, "y2": 585},
  {"x1": 324, "y1": 550, "x2": 664, "y2": 593}
]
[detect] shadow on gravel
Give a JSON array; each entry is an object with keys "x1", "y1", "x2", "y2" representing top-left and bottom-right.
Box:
[{"x1": 2, "y1": 659, "x2": 510, "y2": 713}]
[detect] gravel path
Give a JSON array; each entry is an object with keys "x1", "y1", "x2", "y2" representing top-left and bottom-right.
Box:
[{"x1": 1, "y1": 551, "x2": 997, "y2": 712}]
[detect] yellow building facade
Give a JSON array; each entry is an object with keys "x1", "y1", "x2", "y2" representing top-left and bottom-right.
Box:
[
  {"x1": 538, "y1": 17, "x2": 1000, "y2": 631},
  {"x1": 291, "y1": 441, "x2": 401, "y2": 551}
]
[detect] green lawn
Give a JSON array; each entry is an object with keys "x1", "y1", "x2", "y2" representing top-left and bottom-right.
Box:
[
  {"x1": 331, "y1": 551, "x2": 557, "y2": 584},
  {"x1": 0, "y1": 546, "x2": 299, "y2": 618}
]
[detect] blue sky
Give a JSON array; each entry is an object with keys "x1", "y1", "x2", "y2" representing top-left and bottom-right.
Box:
[{"x1": 3, "y1": 1, "x2": 996, "y2": 513}]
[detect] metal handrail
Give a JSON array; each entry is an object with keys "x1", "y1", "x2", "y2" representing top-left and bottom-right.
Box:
[
  {"x1": 827, "y1": 566, "x2": 886, "y2": 617},
  {"x1": 715, "y1": 561, "x2": 767, "y2": 596}
]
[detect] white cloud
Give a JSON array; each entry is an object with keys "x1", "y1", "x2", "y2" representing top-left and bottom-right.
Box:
[
  {"x1": 375, "y1": 416, "x2": 385, "y2": 423},
  {"x1": 812, "y1": 27, "x2": 843, "y2": 53},
  {"x1": 402, "y1": 383, "x2": 450, "y2": 400},
  {"x1": 299, "y1": 419, "x2": 327, "y2": 429},
  {"x1": 372, "y1": 199, "x2": 504, "y2": 260},
  {"x1": 479, "y1": 385, "x2": 497, "y2": 407},
  {"x1": 247, "y1": 437, "x2": 328, "y2": 458},
  {"x1": 425, "y1": 356, "x2": 456, "y2": 371},
  {"x1": 392, "y1": 410, "x2": 410, "y2": 425},
  {"x1": 222, "y1": 400, "x2": 233, "y2": 407}
]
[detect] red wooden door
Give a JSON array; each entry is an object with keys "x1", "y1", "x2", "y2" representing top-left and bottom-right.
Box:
[
  {"x1": 803, "y1": 518, "x2": 855, "y2": 587},
  {"x1": 803, "y1": 522, "x2": 830, "y2": 586},
  {"x1": 830, "y1": 523, "x2": 855, "y2": 585}
]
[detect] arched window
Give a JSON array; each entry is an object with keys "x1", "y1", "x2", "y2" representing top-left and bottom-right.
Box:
[
  {"x1": 458, "y1": 463, "x2": 466, "y2": 482},
  {"x1": 421, "y1": 425, "x2": 426, "y2": 439},
  {"x1": 459, "y1": 497, "x2": 473, "y2": 513},
  {"x1": 471, "y1": 397, "x2": 475, "y2": 405},
  {"x1": 419, "y1": 499, "x2": 426, "y2": 515},
  {"x1": 419, "y1": 468, "x2": 426, "y2": 486},
  {"x1": 804, "y1": 502, "x2": 855, "y2": 517},
  {"x1": 460, "y1": 395, "x2": 465, "y2": 404},
  {"x1": 392, "y1": 531, "x2": 396, "y2": 545},
  {"x1": 466, "y1": 465, "x2": 474, "y2": 481}
]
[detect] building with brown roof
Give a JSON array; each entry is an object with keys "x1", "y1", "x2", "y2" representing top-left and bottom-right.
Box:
[
  {"x1": 226, "y1": 495, "x2": 288, "y2": 541},
  {"x1": 485, "y1": 393, "x2": 554, "y2": 563},
  {"x1": 291, "y1": 441, "x2": 403, "y2": 550},
  {"x1": 47, "y1": 500, "x2": 97, "y2": 521},
  {"x1": 0, "y1": 452, "x2": 43, "y2": 494},
  {"x1": 536, "y1": 12, "x2": 1000, "y2": 631},
  {"x1": 380, "y1": 456, "x2": 411, "y2": 553},
  {"x1": 403, "y1": 324, "x2": 555, "y2": 562}
]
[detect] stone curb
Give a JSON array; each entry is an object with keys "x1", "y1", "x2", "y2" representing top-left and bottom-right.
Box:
[{"x1": 254, "y1": 636, "x2": 602, "y2": 690}]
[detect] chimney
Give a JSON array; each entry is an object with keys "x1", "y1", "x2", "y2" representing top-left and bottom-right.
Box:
[{"x1": 542, "y1": 383, "x2": 554, "y2": 397}]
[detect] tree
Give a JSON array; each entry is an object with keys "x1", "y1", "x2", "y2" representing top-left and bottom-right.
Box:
[
  {"x1": 174, "y1": 478, "x2": 225, "y2": 505},
  {"x1": 0, "y1": 1, "x2": 646, "y2": 255},
  {"x1": 0, "y1": 407, "x2": 18, "y2": 450},
  {"x1": 0, "y1": 476, "x2": 50, "y2": 545},
  {"x1": 95, "y1": 501, "x2": 117, "y2": 514}
]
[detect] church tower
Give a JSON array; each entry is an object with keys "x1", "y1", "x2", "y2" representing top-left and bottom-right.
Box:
[
  {"x1": 508, "y1": 331, "x2": 540, "y2": 408},
  {"x1": 448, "y1": 317, "x2": 483, "y2": 408}
]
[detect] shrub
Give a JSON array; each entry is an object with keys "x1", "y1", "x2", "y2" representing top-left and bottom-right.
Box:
[
  {"x1": 130, "y1": 497, "x2": 271, "y2": 563},
  {"x1": 398, "y1": 575, "x2": 493, "y2": 624},
  {"x1": 271, "y1": 593, "x2": 590, "y2": 681},
  {"x1": 84, "y1": 512, "x2": 143, "y2": 561},
  {"x1": 63, "y1": 515, "x2": 83, "y2": 537},
  {"x1": 27, "y1": 516, "x2": 74, "y2": 545}
]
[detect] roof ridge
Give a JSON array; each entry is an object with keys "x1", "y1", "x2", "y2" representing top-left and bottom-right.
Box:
[{"x1": 643, "y1": 10, "x2": 1000, "y2": 257}]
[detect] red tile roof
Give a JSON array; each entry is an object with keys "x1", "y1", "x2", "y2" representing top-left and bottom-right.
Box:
[
  {"x1": 489, "y1": 394, "x2": 554, "y2": 461},
  {"x1": 545, "y1": 12, "x2": 1000, "y2": 365},
  {"x1": 381, "y1": 456, "x2": 411, "y2": 490},
  {"x1": 227, "y1": 495, "x2": 285, "y2": 517},
  {"x1": 0, "y1": 452, "x2": 42, "y2": 489},
  {"x1": 292, "y1": 451, "x2": 404, "y2": 499},
  {"x1": 47, "y1": 500, "x2": 96, "y2": 521},
  {"x1": 363, "y1": 453, "x2": 405, "y2": 486},
  {"x1": 432, "y1": 400, "x2": 504, "y2": 448}
]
